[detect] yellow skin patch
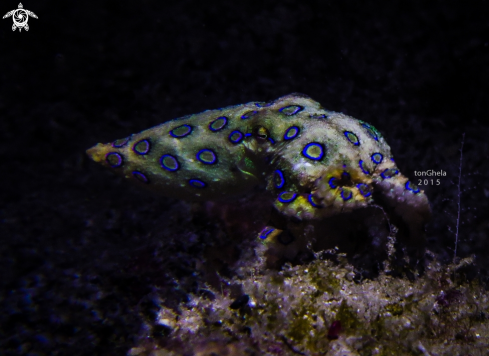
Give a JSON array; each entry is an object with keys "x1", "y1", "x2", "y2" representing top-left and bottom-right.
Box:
[{"x1": 87, "y1": 93, "x2": 431, "y2": 253}]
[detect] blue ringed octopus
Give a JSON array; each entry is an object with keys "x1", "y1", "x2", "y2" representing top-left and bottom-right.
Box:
[{"x1": 87, "y1": 93, "x2": 431, "y2": 261}]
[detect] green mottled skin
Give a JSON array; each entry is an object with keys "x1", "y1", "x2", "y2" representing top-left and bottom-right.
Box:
[{"x1": 87, "y1": 94, "x2": 431, "y2": 247}]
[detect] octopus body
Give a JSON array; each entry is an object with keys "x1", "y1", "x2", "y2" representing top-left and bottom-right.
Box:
[{"x1": 87, "y1": 94, "x2": 431, "y2": 260}]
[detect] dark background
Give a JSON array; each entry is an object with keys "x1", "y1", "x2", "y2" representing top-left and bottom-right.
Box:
[{"x1": 1, "y1": 0, "x2": 489, "y2": 355}]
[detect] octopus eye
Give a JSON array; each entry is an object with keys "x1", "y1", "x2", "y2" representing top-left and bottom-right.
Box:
[{"x1": 253, "y1": 126, "x2": 270, "y2": 141}]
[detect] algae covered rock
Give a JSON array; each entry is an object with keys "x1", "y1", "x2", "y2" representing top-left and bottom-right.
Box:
[{"x1": 129, "y1": 256, "x2": 489, "y2": 355}]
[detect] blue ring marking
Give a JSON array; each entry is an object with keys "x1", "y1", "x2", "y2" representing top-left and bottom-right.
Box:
[
  {"x1": 245, "y1": 133, "x2": 252, "y2": 137},
  {"x1": 209, "y1": 116, "x2": 228, "y2": 132},
  {"x1": 309, "y1": 114, "x2": 328, "y2": 119},
  {"x1": 189, "y1": 179, "x2": 206, "y2": 188},
  {"x1": 196, "y1": 149, "x2": 217, "y2": 164},
  {"x1": 405, "y1": 180, "x2": 420, "y2": 194},
  {"x1": 268, "y1": 137, "x2": 275, "y2": 144},
  {"x1": 170, "y1": 124, "x2": 193, "y2": 138},
  {"x1": 278, "y1": 192, "x2": 297, "y2": 203},
  {"x1": 106, "y1": 152, "x2": 123, "y2": 168},
  {"x1": 255, "y1": 102, "x2": 273, "y2": 108},
  {"x1": 133, "y1": 139, "x2": 151, "y2": 155},
  {"x1": 308, "y1": 194, "x2": 322, "y2": 208},
  {"x1": 284, "y1": 126, "x2": 300, "y2": 141},
  {"x1": 274, "y1": 169, "x2": 285, "y2": 189},
  {"x1": 302, "y1": 142, "x2": 325, "y2": 161},
  {"x1": 380, "y1": 168, "x2": 399, "y2": 179},
  {"x1": 160, "y1": 154, "x2": 180, "y2": 172},
  {"x1": 259, "y1": 227, "x2": 275, "y2": 240},
  {"x1": 340, "y1": 188, "x2": 352, "y2": 201},
  {"x1": 357, "y1": 183, "x2": 372, "y2": 197},
  {"x1": 371, "y1": 152, "x2": 383, "y2": 164},
  {"x1": 361, "y1": 123, "x2": 379, "y2": 141},
  {"x1": 133, "y1": 171, "x2": 149, "y2": 184},
  {"x1": 341, "y1": 171, "x2": 351, "y2": 181},
  {"x1": 229, "y1": 130, "x2": 244, "y2": 144},
  {"x1": 328, "y1": 177, "x2": 338, "y2": 189},
  {"x1": 359, "y1": 160, "x2": 370, "y2": 175},
  {"x1": 344, "y1": 131, "x2": 360, "y2": 146},
  {"x1": 279, "y1": 105, "x2": 304, "y2": 116},
  {"x1": 112, "y1": 137, "x2": 130, "y2": 148},
  {"x1": 241, "y1": 110, "x2": 258, "y2": 119}
]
